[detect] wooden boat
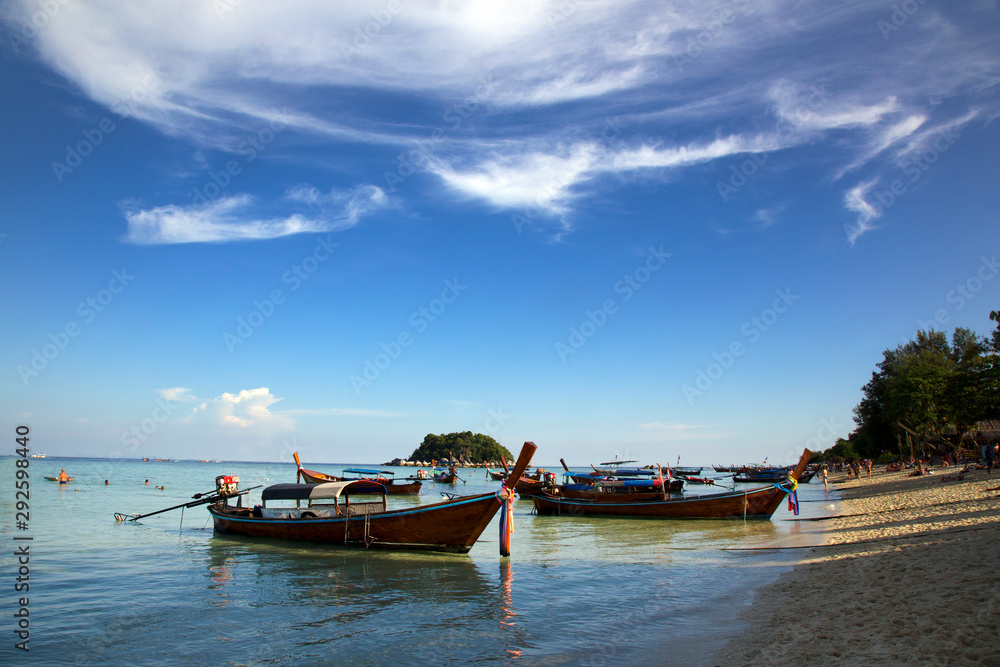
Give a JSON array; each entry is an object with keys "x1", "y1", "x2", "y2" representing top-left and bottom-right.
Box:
[
  {"x1": 489, "y1": 470, "x2": 506, "y2": 481},
  {"x1": 672, "y1": 466, "x2": 703, "y2": 476},
  {"x1": 531, "y1": 449, "x2": 811, "y2": 519},
  {"x1": 341, "y1": 468, "x2": 422, "y2": 494},
  {"x1": 590, "y1": 460, "x2": 656, "y2": 476},
  {"x1": 431, "y1": 468, "x2": 458, "y2": 483},
  {"x1": 499, "y1": 456, "x2": 556, "y2": 494},
  {"x1": 44, "y1": 476, "x2": 74, "y2": 482},
  {"x1": 732, "y1": 467, "x2": 815, "y2": 484},
  {"x1": 566, "y1": 472, "x2": 684, "y2": 492},
  {"x1": 680, "y1": 475, "x2": 715, "y2": 485},
  {"x1": 293, "y1": 453, "x2": 421, "y2": 495},
  {"x1": 208, "y1": 442, "x2": 537, "y2": 554},
  {"x1": 732, "y1": 470, "x2": 789, "y2": 483},
  {"x1": 554, "y1": 479, "x2": 684, "y2": 501}
]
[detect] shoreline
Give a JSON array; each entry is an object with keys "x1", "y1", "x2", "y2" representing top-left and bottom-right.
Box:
[{"x1": 712, "y1": 466, "x2": 1000, "y2": 666}]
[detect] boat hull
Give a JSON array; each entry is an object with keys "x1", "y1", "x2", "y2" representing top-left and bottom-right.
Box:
[
  {"x1": 208, "y1": 492, "x2": 502, "y2": 553},
  {"x1": 530, "y1": 484, "x2": 789, "y2": 519}
]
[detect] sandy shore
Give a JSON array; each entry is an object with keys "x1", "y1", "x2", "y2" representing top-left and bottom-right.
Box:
[{"x1": 713, "y1": 465, "x2": 1000, "y2": 666}]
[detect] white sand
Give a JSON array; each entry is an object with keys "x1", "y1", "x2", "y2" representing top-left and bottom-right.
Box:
[{"x1": 713, "y1": 466, "x2": 1000, "y2": 666}]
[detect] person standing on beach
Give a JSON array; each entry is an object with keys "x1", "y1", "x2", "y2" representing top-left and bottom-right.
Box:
[{"x1": 822, "y1": 466, "x2": 829, "y2": 492}]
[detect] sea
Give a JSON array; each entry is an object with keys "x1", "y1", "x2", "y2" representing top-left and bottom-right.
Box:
[{"x1": 1, "y1": 457, "x2": 838, "y2": 666}]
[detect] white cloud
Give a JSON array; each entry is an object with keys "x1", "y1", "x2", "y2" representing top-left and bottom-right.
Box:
[
  {"x1": 8, "y1": 0, "x2": 998, "y2": 239},
  {"x1": 121, "y1": 185, "x2": 387, "y2": 244},
  {"x1": 213, "y1": 388, "x2": 294, "y2": 431},
  {"x1": 843, "y1": 179, "x2": 883, "y2": 245},
  {"x1": 610, "y1": 134, "x2": 784, "y2": 171},
  {"x1": 428, "y1": 145, "x2": 599, "y2": 214},
  {"x1": 429, "y1": 133, "x2": 784, "y2": 220},
  {"x1": 159, "y1": 387, "x2": 197, "y2": 402},
  {"x1": 753, "y1": 205, "x2": 785, "y2": 230}
]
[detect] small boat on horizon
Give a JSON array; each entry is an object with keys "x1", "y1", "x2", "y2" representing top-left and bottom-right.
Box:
[{"x1": 29, "y1": 453, "x2": 46, "y2": 458}]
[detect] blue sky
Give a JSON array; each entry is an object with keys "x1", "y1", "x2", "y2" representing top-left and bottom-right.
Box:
[{"x1": 2, "y1": 1, "x2": 999, "y2": 465}]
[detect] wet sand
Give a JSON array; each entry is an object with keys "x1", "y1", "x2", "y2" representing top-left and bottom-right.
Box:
[{"x1": 713, "y1": 465, "x2": 1000, "y2": 666}]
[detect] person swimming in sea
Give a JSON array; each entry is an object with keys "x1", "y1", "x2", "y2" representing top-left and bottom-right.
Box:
[{"x1": 58, "y1": 469, "x2": 70, "y2": 484}]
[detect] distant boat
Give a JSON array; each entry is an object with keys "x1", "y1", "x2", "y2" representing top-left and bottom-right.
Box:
[
  {"x1": 431, "y1": 467, "x2": 458, "y2": 483},
  {"x1": 293, "y1": 453, "x2": 421, "y2": 495},
  {"x1": 208, "y1": 442, "x2": 537, "y2": 554},
  {"x1": 198, "y1": 460, "x2": 213, "y2": 463},
  {"x1": 154, "y1": 458, "x2": 171, "y2": 462},
  {"x1": 679, "y1": 475, "x2": 715, "y2": 485},
  {"x1": 29, "y1": 453, "x2": 46, "y2": 458},
  {"x1": 142, "y1": 457, "x2": 150, "y2": 461}
]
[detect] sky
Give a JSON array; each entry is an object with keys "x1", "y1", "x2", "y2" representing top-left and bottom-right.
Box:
[{"x1": 2, "y1": 0, "x2": 999, "y2": 466}]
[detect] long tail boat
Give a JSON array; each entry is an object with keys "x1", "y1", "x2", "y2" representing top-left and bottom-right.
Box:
[
  {"x1": 500, "y1": 456, "x2": 555, "y2": 494},
  {"x1": 563, "y1": 473, "x2": 685, "y2": 493},
  {"x1": 210, "y1": 442, "x2": 537, "y2": 554},
  {"x1": 531, "y1": 449, "x2": 811, "y2": 519},
  {"x1": 293, "y1": 453, "x2": 421, "y2": 495},
  {"x1": 431, "y1": 467, "x2": 458, "y2": 483}
]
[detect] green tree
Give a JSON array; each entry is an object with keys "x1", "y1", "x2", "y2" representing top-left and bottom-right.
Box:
[
  {"x1": 409, "y1": 431, "x2": 513, "y2": 464},
  {"x1": 850, "y1": 318, "x2": 1000, "y2": 458}
]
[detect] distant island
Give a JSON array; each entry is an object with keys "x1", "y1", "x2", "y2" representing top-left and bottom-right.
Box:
[{"x1": 384, "y1": 431, "x2": 513, "y2": 467}]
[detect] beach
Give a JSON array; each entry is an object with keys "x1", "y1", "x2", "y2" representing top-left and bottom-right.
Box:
[{"x1": 714, "y1": 465, "x2": 1000, "y2": 666}]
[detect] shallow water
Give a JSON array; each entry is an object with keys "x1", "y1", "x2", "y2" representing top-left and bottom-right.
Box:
[{"x1": 1, "y1": 457, "x2": 838, "y2": 665}]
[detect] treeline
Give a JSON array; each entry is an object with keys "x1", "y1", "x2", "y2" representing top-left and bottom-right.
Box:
[
  {"x1": 409, "y1": 431, "x2": 513, "y2": 464},
  {"x1": 819, "y1": 310, "x2": 1000, "y2": 462}
]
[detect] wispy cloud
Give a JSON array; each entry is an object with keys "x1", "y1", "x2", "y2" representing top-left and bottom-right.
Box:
[
  {"x1": 843, "y1": 179, "x2": 882, "y2": 245},
  {"x1": 121, "y1": 185, "x2": 387, "y2": 244},
  {"x1": 159, "y1": 387, "x2": 197, "y2": 403},
  {"x1": 9, "y1": 0, "x2": 998, "y2": 240}
]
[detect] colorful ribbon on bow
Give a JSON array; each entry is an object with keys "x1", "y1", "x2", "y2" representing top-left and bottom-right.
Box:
[
  {"x1": 773, "y1": 477, "x2": 799, "y2": 516},
  {"x1": 496, "y1": 486, "x2": 515, "y2": 557}
]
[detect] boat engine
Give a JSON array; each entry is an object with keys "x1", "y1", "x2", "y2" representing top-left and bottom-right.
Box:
[{"x1": 215, "y1": 475, "x2": 240, "y2": 496}]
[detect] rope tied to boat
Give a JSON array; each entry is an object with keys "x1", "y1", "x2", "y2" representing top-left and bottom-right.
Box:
[
  {"x1": 496, "y1": 487, "x2": 515, "y2": 557},
  {"x1": 773, "y1": 477, "x2": 800, "y2": 515}
]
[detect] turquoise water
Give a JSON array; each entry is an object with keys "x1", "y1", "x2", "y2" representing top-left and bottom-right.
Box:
[{"x1": 1, "y1": 457, "x2": 836, "y2": 665}]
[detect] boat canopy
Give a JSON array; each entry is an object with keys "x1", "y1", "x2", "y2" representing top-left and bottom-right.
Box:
[
  {"x1": 342, "y1": 468, "x2": 393, "y2": 476},
  {"x1": 607, "y1": 468, "x2": 654, "y2": 476},
  {"x1": 261, "y1": 480, "x2": 385, "y2": 502}
]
